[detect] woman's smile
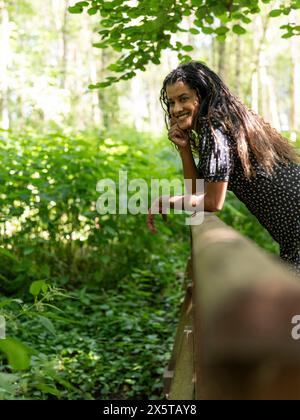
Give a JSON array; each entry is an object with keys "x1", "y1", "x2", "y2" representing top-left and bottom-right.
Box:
[
  {"x1": 177, "y1": 113, "x2": 190, "y2": 120},
  {"x1": 166, "y1": 81, "x2": 200, "y2": 130}
]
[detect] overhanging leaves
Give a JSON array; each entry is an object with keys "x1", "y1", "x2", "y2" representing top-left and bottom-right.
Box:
[{"x1": 68, "y1": 0, "x2": 300, "y2": 86}]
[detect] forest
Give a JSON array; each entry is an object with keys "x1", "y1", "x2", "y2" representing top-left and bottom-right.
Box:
[{"x1": 0, "y1": 0, "x2": 299, "y2": 400}]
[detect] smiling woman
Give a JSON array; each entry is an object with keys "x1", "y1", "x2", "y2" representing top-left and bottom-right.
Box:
[
  {"x1": 166, "y1": 81, "x2": 199, "y2": 131},
  {"x1": 147, "y1": 61, "x2": 300, "y2": 277}
]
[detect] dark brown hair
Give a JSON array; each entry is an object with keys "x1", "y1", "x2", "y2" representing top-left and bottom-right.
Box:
[{"x1": 160, "y1": 61, "x2": 298, "y2": 177}]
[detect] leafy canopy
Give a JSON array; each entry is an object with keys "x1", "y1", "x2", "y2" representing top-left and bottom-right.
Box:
[{"x1": 69, "y1": 0, "x2": 300, "y2": 87}]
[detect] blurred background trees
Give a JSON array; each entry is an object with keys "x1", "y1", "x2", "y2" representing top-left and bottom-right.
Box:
[
  {"x1": 0, "y1": 0, "x2": 299, "y2": 135},
  {"x1": 0, "y1": 0, "x2": 299, "y2": 400}
]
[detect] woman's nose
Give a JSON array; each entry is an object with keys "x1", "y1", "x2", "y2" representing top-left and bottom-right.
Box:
[{"x1": 173, "y1": 102, "x2": 183, "y2": 115}]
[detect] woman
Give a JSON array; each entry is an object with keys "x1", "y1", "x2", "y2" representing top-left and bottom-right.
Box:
[{"x1": 147, "y1": 61, "x2": 300, "y2": 275}]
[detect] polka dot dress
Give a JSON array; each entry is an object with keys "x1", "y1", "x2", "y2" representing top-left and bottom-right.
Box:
[{"x1": 197, "y1": 120, "x2": 300, "y2": 277}]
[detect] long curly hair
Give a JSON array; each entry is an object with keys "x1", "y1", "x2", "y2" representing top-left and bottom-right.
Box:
[{"x1": 160, "y1": 61, "x2": 299, "y2": 177}]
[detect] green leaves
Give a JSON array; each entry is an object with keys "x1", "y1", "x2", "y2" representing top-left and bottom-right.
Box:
[
  {"x1": 68, "y1": 6, "x2": 84, "y2": 14},
  {"x1": 29, "y1": 280, "x2": 49, "y2": 297},
  {"x1": 87, "y1": 7, "x2": 98, "y2": 15},
  {"x1": 68, "y1": 0, "x2": 300, "y2": 87},
  {"x1": 0, "y1": 373, "x2": 19, "y2": 397},
  {"x1": 215, "y1": 26, "x2": 230, "y2": 35},
  {"x1": 205, "y1": 15, "x2": 214, "y2": 24},
  {"x1": 74, "y1": 1, "x2": 89, "y2": 6},
  {"x1": 68, "y1": 1, "x2": 91, "y2": 14},
  {"x1": 268, "y1": 0, "x2": 300, "y2": 23},
  {"x1": 280, "y1": 23, "x2": 300, "y2": 37},
  {"x1": 269, "y1": 9, "x2": 282, "y2": 17},
  {"x1": 182, "y1": 45, "x2": 193, "y2": 52},
  {"x1": 1, "y1": 125, "x2": 294, "y2": 399},
  {"x1": 232, "y1": 24, "x2": 247, "y2": 35},
  {"x1": 0, "y1": 338, "x2": 31, "y2": 370},
  {"x1": 0, "y1": 247, "x2": 18, "y2": 262},
  {"x1": 38, "y1": 316, "x2": 56, "y2": 335},
  {"x1": 35, "y1": 383, "x2": 60, "y2": 397}
]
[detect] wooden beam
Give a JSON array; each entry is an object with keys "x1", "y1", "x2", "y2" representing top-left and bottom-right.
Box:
[{"x1": 191, "y1": 213, "x2": 300, "y2": 400}]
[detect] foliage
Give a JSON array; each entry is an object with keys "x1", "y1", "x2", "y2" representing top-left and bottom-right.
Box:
[
  {"x1": 0, "y1": 283, "x2": 74, "y2": 399},
  {"x1": 1, "y1": 0, "x2": 300, "y2": 401},
  {"x1": 2, "y1": 0, "x2": 299, "y2": 134},
  {"x1": 0, "y1": 126, "x2": 187, "y2": 293},
  {"x1": 0, "y1": 243, "x2": 188, "y2": 399},
  {"x1": 1, "y1": 127, "x2": 298, "y2": 399},
  {"x1": 0, "y1": 126, "x2": 191, "y2": 398},
  {"x1": 68, "y1": 0, "x2": 300, "y2": 86}
]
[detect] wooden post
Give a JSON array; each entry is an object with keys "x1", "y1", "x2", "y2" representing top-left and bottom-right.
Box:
[
  {"x1": 191, "y1": 213, "x2": 300, "y2": 400},
  {"x1": 164, "y1": 284, "x2": 194, "y2": 400}
]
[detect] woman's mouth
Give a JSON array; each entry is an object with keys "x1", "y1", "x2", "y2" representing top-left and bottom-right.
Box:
[{"x1": 177, "y1": 113, "x2": 190, "y2": 122}]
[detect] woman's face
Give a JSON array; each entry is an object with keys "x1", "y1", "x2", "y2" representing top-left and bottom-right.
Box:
[{"x1": 166, "y1": 81, "x2": 200, "y2": 130}]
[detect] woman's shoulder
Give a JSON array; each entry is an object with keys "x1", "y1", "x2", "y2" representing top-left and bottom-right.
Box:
[
  {"x1": 199, "y1": 117, "x2": 232, "y2": 137},
  {"x1": 199, "y1": 118, "x2": 235, "y2": 151}
]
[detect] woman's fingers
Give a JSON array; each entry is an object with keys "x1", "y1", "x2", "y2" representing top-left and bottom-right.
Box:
[
  {"x1": 169, "y1": 116, "x2": 177, "y2": 126},
  {"x1": 147, "y1": 206, "x2": 168, "y2": 234},
  {"x1": 168, "y1": 133, "x2": 187, "y2": 147},
  {"x1": 168, "y1": 125, "x2": 188, "y2": 147},
  {"x1": 147, "y1": 211, "x2": 157, "y2": 234},
  {"x1": 170, "y1": 136, "x2": 187, "y2": 147}
]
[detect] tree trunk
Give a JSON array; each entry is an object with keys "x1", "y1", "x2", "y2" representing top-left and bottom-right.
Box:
[
  {"x1": 217, "y1": 38, "x2": 226, "y2": 80},
  {"x1": 235, "y1": 35, "x2": 242, "y2": 98},
  {"x1": 89, "y1": 53, "x2": 102, "y2": 126},
  {"x1": 251, "y1": 72, "x2": 259, "y2": 113},
  {"x1": 0, "y1": 0, "x2": 10, "y2": 129},
  {"x1": 259, "y1": 51, "x2": 270, "y2": 122},
  {"x1": 51, "y1": 0, "x2": 69, "y2": 89},
  {"x1": 290, "y1": 14, "x2": 300, "y2": 132},
  {"x1": 267, "y1": 75, "x2": 280, "y2": 130},
  {"x1": 211, "y1": 36, "x2": 216, "y2": 70},
  {"x1": 250, "y1": 15, "x2": 269, "y2": 113},
  {"x1": 60, "y1": 1, "x2": 69, "y2": 89}
]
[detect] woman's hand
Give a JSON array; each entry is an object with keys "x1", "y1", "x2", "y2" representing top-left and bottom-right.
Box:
[
  {"x1": 168, "y1": 117, "x2": 189, "y2": 149},
  {"x1": 147, "y1": 197, "x2": 167, "y2": 234},
  {"x1": 147, "y1": 193, "x2": 205, "y2": 233}
]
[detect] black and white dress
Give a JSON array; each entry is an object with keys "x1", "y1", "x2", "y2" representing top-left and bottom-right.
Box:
[{"x1": 197, "y1": 120, "x2": 300, "y2": 276}]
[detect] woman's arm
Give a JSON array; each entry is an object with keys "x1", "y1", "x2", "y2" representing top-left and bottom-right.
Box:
[
  {"x1": 147, "y1": 123, "x2": 228, "y2": 233},
  {"x1": 147, "y1": 192, "x2": 204, "y2": 234},
  {"x1": 178, "y1": 145, "x2": 199, "y2": 194},
  {"x1": 179, "y1": 145, "x2": 227, "y2": 212},
  {"x1": 204, "y1": 180, "x2": 228, "y2": 212}
]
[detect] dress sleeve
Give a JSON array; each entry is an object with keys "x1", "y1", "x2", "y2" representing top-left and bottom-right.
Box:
[{"x1": 197, "y1": 122, "x2": 233, "y2": 182}]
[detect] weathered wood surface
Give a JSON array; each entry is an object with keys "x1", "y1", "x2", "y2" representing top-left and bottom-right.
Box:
[
  {"x1": 166, "y1": 213, "x2": 300, "y2": 400},
  {"x1": 192, "y1": 213, "x2": 300, "y2": 400},
  {"x1": 163, "y1": 284, "x2": 194, "y2": 400}
]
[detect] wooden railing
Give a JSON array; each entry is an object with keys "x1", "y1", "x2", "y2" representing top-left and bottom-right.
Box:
[{"x1": 164, "y1": 213, "x2": 300, "y2": 400}]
